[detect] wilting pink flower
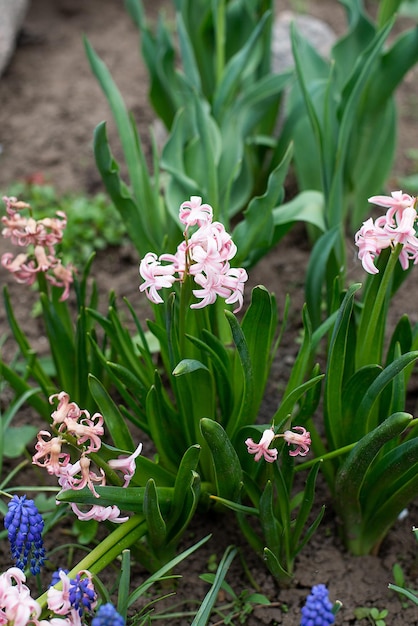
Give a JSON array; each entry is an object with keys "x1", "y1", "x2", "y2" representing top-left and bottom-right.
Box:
[
  {"x1": 355, "y1": 191, "x2": 418, "y2": 274},
  {"x1": 108, "y1": 442, "x2": 143, "y2": 487},
  {"x1": 245, "y1": 428, "x2": 278, "y2": 463},
  {"x1": 32, "y1": 431, "x2": 70, "y2": 475},
  {"x1": 70, "y1": 502, "x2": 129, "y2": 523},
  {"x1": 61, "y1": 412, "x2": 104, "y2": 453},
  {"x1": 1, "y1": 196, "x2": 74, "y2": 300},
  {"x1": 50, "y1": 391, "x2": 82, "y2": 424},
  {"x1": 283, "y1": 426, "x2": 311, "y2": 457},
  {"x1": 56, "y1": 457, "x2": 106, "y2": 500},
  {"x1": 179, "y1": 195, "x2": 213, "y2": 229},
  {"x1": 47, "y1": 261, "x2": 75, "y2": 302}
]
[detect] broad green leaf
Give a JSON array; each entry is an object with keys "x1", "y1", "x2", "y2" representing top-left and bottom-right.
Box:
[
  {"x1": 200, "y1": 418, "x2": 242, "y2": 501},
  {"x1": 323, "y1": 283, "x2": 362, "y2": 448},
  {"x1": 143, "y1": 479, "x2": 167, "y2": 549}
]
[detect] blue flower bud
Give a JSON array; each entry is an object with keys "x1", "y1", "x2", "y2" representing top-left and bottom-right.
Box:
[
  {"x1": 92, "y1": 603, "x2": 125, "y2": 626},
  {"x1": 4, "y1": 495, "x2": 46, "y2": 575},
  {"x1": 300, "y1": 584, "x2": 335, "y2": 626}
]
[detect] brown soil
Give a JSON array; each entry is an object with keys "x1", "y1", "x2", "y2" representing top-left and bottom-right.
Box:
[{"x1": 1, "y1": 1, "x2": 418, "y2": 624}]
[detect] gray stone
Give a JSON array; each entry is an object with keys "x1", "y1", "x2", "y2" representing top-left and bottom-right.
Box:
[
  {"x1": 272, "y1": 11, "x2": 337, "y2": 74},
  {"x1": 0, "y1": 0, "x2": 30, "y2": 76}
]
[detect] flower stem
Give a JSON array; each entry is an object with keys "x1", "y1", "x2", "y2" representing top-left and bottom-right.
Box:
[{"x1": 36, "y1": 514, "x2": 147, "y2": 609}]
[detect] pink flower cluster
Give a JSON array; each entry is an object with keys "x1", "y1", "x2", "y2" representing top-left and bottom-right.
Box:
[
  {"x1": 32, "y1": 391, "x2": 142, "y2": 523},
  {"x1": 139, "y1": 196, "x2": 248, "y2": 312},
  {"x1": 1, "y1": 196, "x2": 74, "y2": 301},
  {"x1": 245, "y1": 426, "x2": 311, "y2": 463},
  {"x1": 355, "y1": 191, "x2": 418, "y2": 274},
  {"x1": 0, "y1": 567, "x2": 95, "y2": 626}
]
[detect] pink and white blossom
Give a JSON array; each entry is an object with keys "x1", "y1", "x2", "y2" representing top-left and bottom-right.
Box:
[
  {"x1": 139, "y1": 252, "x2": 177, "y2": 304},
  {"x1": 245, "y1": 428, "x2": 278, "y2": 463}
]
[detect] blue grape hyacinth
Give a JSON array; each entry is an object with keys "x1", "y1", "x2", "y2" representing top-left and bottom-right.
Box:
[
  {"x1": 92, "y1": 603, "x2": 125, "y2": 626},
  {"x1": 300, "y1": 584, "x2": 335, "y2": 626},
  {"x1": 4, "y1": 494, "x2": 46, "y2": 574},
  {"x1": 69, "y1": 572, "x2": 97, "y2": 618}
]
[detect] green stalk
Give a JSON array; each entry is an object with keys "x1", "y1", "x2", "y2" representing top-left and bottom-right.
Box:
[
  {"x1": 295, "y1": 442, "x2": 357, "y2": 472},
  {"x1": 36, "y1": 515, "x2": 147, "y2": 609}
]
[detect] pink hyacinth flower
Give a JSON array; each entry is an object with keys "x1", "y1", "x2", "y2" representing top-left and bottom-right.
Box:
[
  {"x1": 139, "y1": 252, "x2": 176, "y2": 304},
  {"x1": 245, "y1": 428, "x2": 278, "y2": 463},
  {"x1": 283, "y1": 426, "x2": 311, "y2": 457}
]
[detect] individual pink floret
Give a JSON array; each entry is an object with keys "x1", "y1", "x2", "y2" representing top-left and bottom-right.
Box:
[
  {"x1": 50, "y1": 391, "x2": 82, "y2": 424},
  {"x1": 245, "y1": 428, "x2": 278, "y2": 463},
  {"x1": 108, "y1": 442, "x2": 143, "y2": 487},
  {"x1": 179, "y1": 195, "x2": 213, "y2": 229},
  {"x1": 70, "y1": 502, "x2": 129, "y2": 524},
  {"x1": 283, "y1": 426, "x2": 311, "y2": 457},
  {"x1": 32, "y1": 431, "x2": 70, "y2": 476},
  {"x1": 368, "y1": 190, "x2": 415, "y2": 224},
  {"x1": 139, "y1": 252, "x2": 177, "y2": 304}
]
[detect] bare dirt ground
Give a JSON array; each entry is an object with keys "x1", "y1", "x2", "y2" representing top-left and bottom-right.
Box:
[{"x1": 0, "y1": 1, "x2": 418, "y2": 624}]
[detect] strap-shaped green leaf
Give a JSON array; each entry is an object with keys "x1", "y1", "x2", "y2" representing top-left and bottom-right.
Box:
[
  {"x1": 323, "y1": 283, "x2": 362, "y2": 448},
  {"x1": 200, "y1": 418, "x2": 242, "y2": 501},
  {"x1": 354, "y1": 351, "x2": 418, "y2": 433},
  {"x1": 334, "y1": 411, "x2": 411, "y2": 547},
  {"x1": 259, "y1": 481, "x2": 283, "y2": 559},
  {"x1": 88, "y1": 374, "x2": 134, "y2": 451},
  {"x1": 191, "y1": 545, "x2": 238, "y2": 625},
  {"x1": 213, "y1": 11, "x2": 271, "y2": 119},
  {"x1": 263, "y1": 547, "x2": 291, "y2": 582},
  {"x1": 361, "y1": 437, "x2": 418, "y2": 518},
  {"x1": 92, "y1": 121, "x2": 157, "y2": 256},
  {"x1": 224, "y1": 310, "x2": 254, "y2": 436},
  {"x1": 144, "y1": 478, "x2": 167, "y2": 549}
]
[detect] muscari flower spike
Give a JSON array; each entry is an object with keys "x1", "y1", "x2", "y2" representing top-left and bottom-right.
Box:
[
  {"x1": 4, "y1": 494, "x2": 46, "y2": 575},
  {"x1": 300, "y1": 584, "x2": 335, "y2": 626},
  {"x1": 92, "y1": 603, "x2": 125, "y2": 626},
  {"x1": 69, "y1": 572, "x2": 97, "y2": 618}
]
